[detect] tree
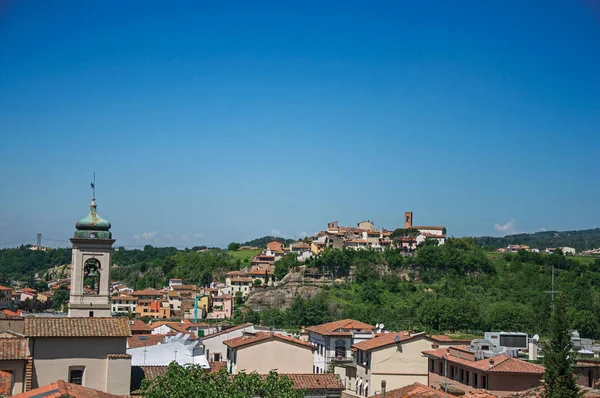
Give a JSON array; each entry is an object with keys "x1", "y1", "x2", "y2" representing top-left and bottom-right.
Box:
[
  {"x1": 52, "y1": 286, "x2": 70, "y2": 311},
  {"x1": 274, "y1": 253, "x2": 300, "y2": 281},
  {"x1": 542, "y1": 295, "x2": 581, "y2": 398},
  {"x1": 140, "y1": 363, "x2": 304, "y2": 398},
  {"x1": 227, "y1": 242, "x2": 241, "y2": 251}
]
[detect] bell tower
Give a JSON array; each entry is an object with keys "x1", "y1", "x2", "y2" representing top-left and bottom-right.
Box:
[
  {"x1": 68, "y1": 187, "x2": 114, "y2": 318},
  {"x1": 404, "y1": 211, "x2": 413, "y2": 229}
]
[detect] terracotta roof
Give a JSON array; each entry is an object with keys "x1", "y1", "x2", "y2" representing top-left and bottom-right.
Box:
[
  {"x1": 201, "y1": 323, "x2": 253, "y2": 340},
  {"x1": 12, "y1": 379, "x2": 123, "y2": 397},
  {"x1": 171, "y1": 285, "x2": 197, "y2": 291},
  {"x1": 370, "y1": 382, "x2": 445, "y2": 398},
  {"x1": 422, "y1": 233, "x2": 446, "y2": 238},
  {"x1": 209, "y1": 361, "x2": 227, "y2": 373},
  {"x1": 131, "y1": 289, "x2": 163, "y2": 296},
  {"x1": 130, "y1": 365, "x2": 168, "y2": 394},
  {"x1": 149, "y1": 322, "x2": 191, "y2": 334},
  {"x1": 0, "y1": 285, "x2": 12, "y2": 291},
  {"x1": 353, "y1": 331, "x2": 424, "y2": 351},
  {"x1": 224, "y1": 331, "x2": 313, "y2": 350},
  {"x1": 0, "y1": 370, "x2": 12, "y2": 396},
  {"x1": 24, "y1": 317, "x2": 131, "y2": 338},
  {"x1": 414, "y1": 226, "x2": 446, "y2": 230},
  {"x1": 128, "y1": 320, "x2": 149, "y2": 334},
  {"x1": 282, "y1": 373, "x2": 344, "y2": 391},
  {"x1": 0, "y1": 338, "x2": 28, "y2": 359},
  {"x1": 110, "y1": 295, "x2": 137, "y2": 301},
  {"x1": 422, "y1": 347, "x2": 544, "y2": 374},
  {"x1": 305, "y1": 319, "x2": 374, "y2": 335},
  {"x1": 107, "y1": 353, "x2": 131, "y2": 359},
  {"x1": 229, "y1": 277, "x2": 254, "y2": 283},
  {"x1": 464, "y1": 391, "x2": 498, "y2": 398},
  {"x1": 128, "y1": 334, "x2": 167, "y2": 349}
]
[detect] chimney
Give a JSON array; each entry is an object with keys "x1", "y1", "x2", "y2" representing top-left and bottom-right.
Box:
[
  {"x1": 431, "y1": 343, "x2": 439, "y2": 349},
  {"x1": 269, "y1": 327, "x2": 274, "y2": 337},
  {"x1": 489, "y1": 358, "x2": 495, "y2": 367},
  {"x1": 381, "y1": 380, "x2": 386, "y2": 398}
]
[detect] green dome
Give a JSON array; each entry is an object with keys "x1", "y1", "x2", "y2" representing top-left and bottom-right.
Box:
[{"x1": 74, "y1": 199, "x2": 112, "y2": 239}]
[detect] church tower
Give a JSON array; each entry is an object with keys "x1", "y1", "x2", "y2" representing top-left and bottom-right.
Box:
[{"x1": 68, "y1": 194, "x2": 114, "y2": 318}]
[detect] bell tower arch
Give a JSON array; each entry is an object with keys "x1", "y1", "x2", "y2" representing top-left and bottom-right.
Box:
[{"x1": 68, "y1": 194, "x2": 114, "y2": 318}]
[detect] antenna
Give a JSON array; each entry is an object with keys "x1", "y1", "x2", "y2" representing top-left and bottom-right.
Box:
[
  {"x1": 90, "y1": 172, "x2": 96, "y2": 199},
  {"x1": 545, "y1": 264, "x2": 560, "y2": 315}
]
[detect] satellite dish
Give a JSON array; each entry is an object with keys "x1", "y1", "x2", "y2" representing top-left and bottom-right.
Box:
[
  {"x1": 380, "y1": 323, "x2": 385, "y2": 330},
  {"x1": 394, "y1": 335, "x2": 401, "y2": 343},
  {"x1": 376, "y1": 323, "x2": 380, "y2": 329},
  {"x1": 533, "y1": 334, "x2": 540, "y2": 341}
]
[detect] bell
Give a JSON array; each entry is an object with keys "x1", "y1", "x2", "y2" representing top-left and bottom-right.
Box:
[{"x1": 88, "y1": 269, "x2": 98, "y2": 277}]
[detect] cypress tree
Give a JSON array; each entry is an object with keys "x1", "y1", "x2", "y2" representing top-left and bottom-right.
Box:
[{"x1": 542, "y1": 294, "x2": 582, "y2": 398}]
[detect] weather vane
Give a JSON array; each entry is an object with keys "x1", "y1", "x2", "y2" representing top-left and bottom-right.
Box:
[{"x1": 90, "y1": 172, "x2": 96, "y2": 199}]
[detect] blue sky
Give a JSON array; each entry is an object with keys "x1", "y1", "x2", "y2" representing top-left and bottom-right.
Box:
[{"x1": 1, "y1": 1, "x2": 599, "y2": 248}]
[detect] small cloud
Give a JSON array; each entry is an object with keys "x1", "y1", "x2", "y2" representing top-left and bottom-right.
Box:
[
  {"x1": 270, "y1": 229, "x2": 288, "y2": 238},
  {"x1": 494, "y1": 220, "x2": 517, "y2": 235},
  {"x1": 133, "y1": 231, "x2": 158, "y2": 241},
  {"x1": 539, "y1": 227, "x2": 547, "y2": 232},
  {"x1": 181, "y1": 235, "x2": 190, "y2": 242},
  {"x1": 193, "y1": 233, "x2": 204, "y2": 239}
]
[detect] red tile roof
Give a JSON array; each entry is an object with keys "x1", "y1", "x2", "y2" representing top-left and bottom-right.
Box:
[
  {"x1": 0, "y1": 370, "x2": 12, "y2": 396},
  {"x1": 128, "y1": 320, "x2": 152, "y2": 333},
  {"x1": 130, "y1": 366, "x2": 168, "y2": 394},
  {"x1": 209, "y1": 361, "x2": 227, "y2": 373},
  {"x1": 128, "y1": 334, "x2": 167, "y2": 349},
  {"x1": 131, "y1": 289, "x2": 163, "y2": 296},
  {"x1": 149, "y1": 322, "x2": 192, "y2": 334},
  {"x1": 305, "y1": 319, "x2": 374, "y2": 336},
  {"x1": 224, "y1": 331, "x2": 313, "y2": 350},
  {"x1": 422, "y1": 347, "x2": 544, "y2": 375},
  {"x1": 370, "y1": 382, "x2": 445, "y2": 398},
  {"x1": 24, "y1": 317, "x2": 131, "y2": 338},
  {"x1": 0, "y1": 338, "x2": 28, "y2": 359},
  {"x1": 0, "y1": 285, "x2": 12, "y2": 291},
  {"x1": 353, "y1": 331, "x2": 423, "y2": 351},
  {"x1": 12, "y1": 379, "x2": 123, "y2": 397},
  {"x1": 201, "y1": 323, "x2": 253, "y2": 340},
  {"x1": 110, "y1": 295, "x2": 138, "y2": 302},
  {"x1": 229, "y1": 277, "x2": 254, "y2": 283},
  {"x1": 282, "y1": 373, "x2": 344, "y2": 391}
]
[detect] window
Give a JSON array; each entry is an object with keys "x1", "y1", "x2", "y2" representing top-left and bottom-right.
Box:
[
  {"x1": 482, "y1": 375, "x2": 487, "y2": 389},
  {"x1": 430, "y1": 359, "x2": 435, "y2": 372},
  {"x1": 88, "y1": 311, "x2": 94, "y2": 317},
  {"x1": 473, "y1": 373, "x2": 478, "y2": 387},
  {"x1": 69, "y1": 369, "x2": 84, "y2": 385},
  {"x1": 460, "y1": 368, "x2": 464, "y2": 382}
]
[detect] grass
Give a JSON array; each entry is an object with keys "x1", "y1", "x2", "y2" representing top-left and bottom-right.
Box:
[{"x1": 228, "y1": 249, "x2": 261, "y2": 262}]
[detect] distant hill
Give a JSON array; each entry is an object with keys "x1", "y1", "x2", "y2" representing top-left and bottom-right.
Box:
[
  {"x1": 241, "y1": 236, "x2": 296, "y2": 248},
  {"x1": 474, "y1": 228, "x2": 600, "y2": 252}
]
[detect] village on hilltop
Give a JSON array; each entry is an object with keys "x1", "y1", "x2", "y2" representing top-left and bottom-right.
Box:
[{"x1": 1, "y1": 197, "x2": 599, "y2": 398}]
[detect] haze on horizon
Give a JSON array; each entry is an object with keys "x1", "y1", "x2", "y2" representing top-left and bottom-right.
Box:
[{"x1": 1, "y1": 1, "x2": 599, "y2": 249}]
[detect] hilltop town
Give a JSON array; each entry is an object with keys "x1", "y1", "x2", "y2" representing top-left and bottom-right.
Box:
[{"x1": 0, "y1": 196, "x2": 599, "y2": 397}]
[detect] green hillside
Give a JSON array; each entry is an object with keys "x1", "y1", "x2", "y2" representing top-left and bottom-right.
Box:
[{"x1": 474, "y1": 228, "x2": 600, "y2": 252}]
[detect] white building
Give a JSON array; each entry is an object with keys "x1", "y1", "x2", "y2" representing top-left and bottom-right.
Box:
[
  {"x1": 127, "y1": 334, "x2": 209, "y2": 367},
  {"x1": 306, "y1": 319, "x2": 375, "y2": 374}
]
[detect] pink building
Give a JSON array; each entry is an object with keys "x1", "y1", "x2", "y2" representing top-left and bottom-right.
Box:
[{"x1": 209, "y1": 295, "x2": 233, "y2": 319}]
